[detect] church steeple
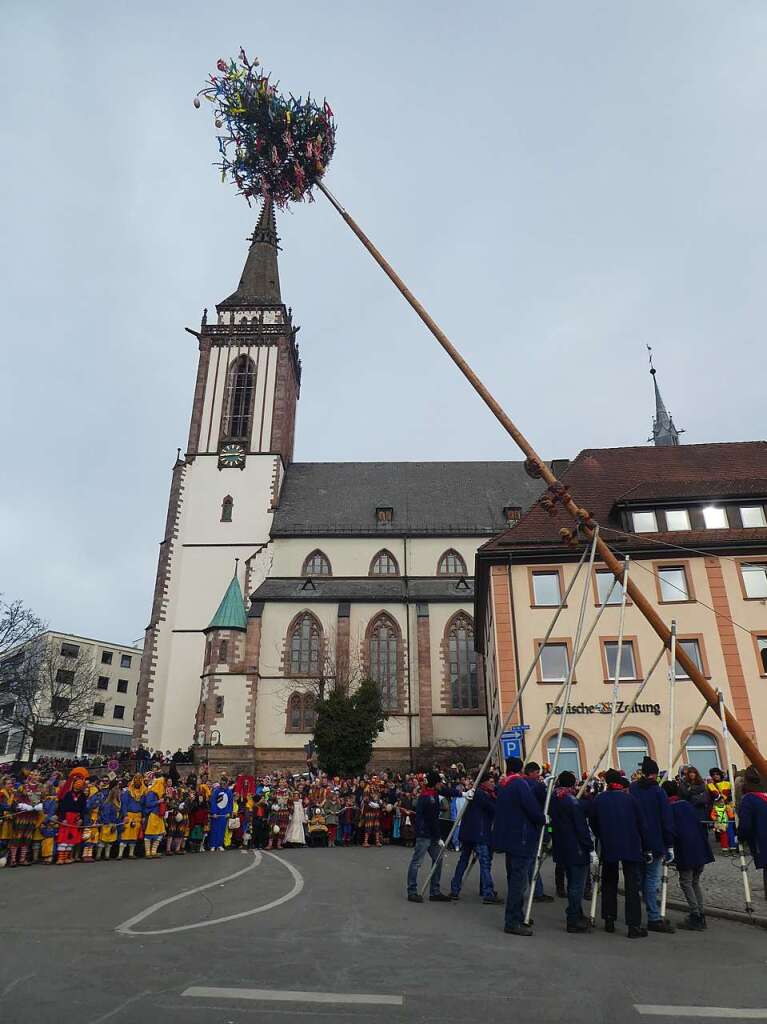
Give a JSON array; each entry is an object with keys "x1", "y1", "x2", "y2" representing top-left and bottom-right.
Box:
[
  {"x1": 218, "y1": 200, "x2": 281, "y2": 308},
  {"x1": 647, "y1": 347, "x2": 683, "y2": 447}
]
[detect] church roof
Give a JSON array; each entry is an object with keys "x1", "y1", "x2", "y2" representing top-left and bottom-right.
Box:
[
  {"x1": 250, "y1": 576, "x2": 476, "y2": 604},
  {"x1": 217, "y1": 200, "x2": 282, "y2": 309},
  {"x1": 270, "y1": 460, "x2": 567, "y2": 538},
  {"x1": 206, "y1": 573, "x2": 248, "y2": 632}
]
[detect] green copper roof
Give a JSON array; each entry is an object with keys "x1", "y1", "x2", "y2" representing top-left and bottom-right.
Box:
[{"x1": 206, "y1": 574, "x2": 247, "y2": 632}]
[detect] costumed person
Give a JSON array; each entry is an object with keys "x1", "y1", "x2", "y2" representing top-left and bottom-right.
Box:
[
  {"x1": 98, "y1": 780, "x2": 122, "y2": 859},
  {"x1": 0, "y1": 775, "x2": 15, "y2": 865},
  {"x1": 491, "y1": 757, "x2": 547, "y2": 935},
  {"x1": 252, "y1": 788, "x2": 269, "y2": 849},
  {"x1": 119, "y1": 774, "x2": 146, "y2": 858},
  {"x1": 83, "y1": 779, "x2": 106, "y2": 862},
  {"x1": 399, "y1": 792, "x2": 415, "y2": 847},
  {"x1": 9, "y1": 779, "x2": 43, "y2": 867},
  {"x1": 549, "y1": 770, "x2": 594, "y2": 933},
  {"x1": 629, "y1": 757, "x2": 676, "y2": 933},
  {"x1": 188, "y1": 791, "x2": 209, "y2": 852},
  {"x1": 267, "y1": 790, "x2": 291, "y2": 850},
  {"x1": 307, "y1": 805, "x2": 329, "y2": 847},
  {"x1": 55, "y1": 767, "x2": 88, "y2": 865},
  {"x1": 524, "y1": 762, "x2": 554, "y2": 903},
  {"x1": 662, "y1": 779, "x2": 714, "y2": 930},
  {"x1": 209, "y1": 775, "x2": 234, "y2": 851},
  {"x1": 710, "y1": 792, "x2": 735, "y2": 852},
  {"x1": 737, "y1": 766, "x2": 767, "y2": 901},
  {"x1": 142, "y1": 774, "x2": 167, "y2": 857},
  {"x1": 449, "y1": 770, "x2": 500, "y2": 904},
  {"x1": 589, "y1": 769, "x2": 648, "y2": 938},
  {"x1": 338, "y1": 796, "x2": 356, "y2": 847},
  {"x1": 406, "y1": 770, "x2": 451, "y2": 903},
  {"x1": 324, "y1": 791, "x2": 340, "y2": 847},
  {"x1": 285, "y1": 792, "x2": 307, "y2": 846},
  {"x1": 39, "y1": 783, "x2": 59, "y2": 864},
  {"x1": 361, "y1": 786, "x2": 382, "y2": 847}
]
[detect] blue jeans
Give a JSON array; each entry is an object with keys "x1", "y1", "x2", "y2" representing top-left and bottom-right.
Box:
[
  {"x1": 642, "y1": 853, "x2": 664, "y2": 922},
  {"x1": 564, "y1": 863, "x2": 587, "y2": 924},
  {"x1": 505, "y1": 854, "x2": 534, "y2": 929},
  {"x1": 450, "y1": 842, "x2": 495, "y2": 899},
  {"x1": 407, "y1": 837, "x2": 443, "y2": 896}
]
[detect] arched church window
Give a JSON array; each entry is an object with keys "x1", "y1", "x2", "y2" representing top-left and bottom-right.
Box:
[
  {"x1": 302, "y1": 550, "x2": 332, "y2": 576},
  {"x1": 286, "y1": 691, "x2": 317, "y2": 733},
  {"x1": 369, "y1": 549, "x2": 400, "y2": 576},
  {"x1": 446, "y1": 612, "x2": 478, "y2": 710},
  {"x1": 223, "y1": 355, "x2": 256, "y2": 440},
  {"x1": 367, "y1": 614, "x2": 400, "y2": 711},
  {"x1": 288, "y1": 613, "x2": 322, "y2": 676},
  {"x1": 438, "y1": 549, "x2": 467, "y2": 576},
  {"x1": 221, "y1": 495, "x2": 233, "y2": 523}
]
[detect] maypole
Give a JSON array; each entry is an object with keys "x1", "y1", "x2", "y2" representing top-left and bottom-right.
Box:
[
  {"x1": 659, "y1": 621, "x2": 677, "y2": 920},
  {"x1": 606, "y1": 558, "x2": 630, "y2": 767},
  {"x1": 194, "y1": 49, "x2": 767, "y2": 778}
]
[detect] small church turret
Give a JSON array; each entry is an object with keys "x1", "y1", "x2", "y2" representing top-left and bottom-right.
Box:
[
  {"x1": 647, "y1": 347, "x2": 683, "y2": 447},
  {"x1": 195, "y1": 566, "x2": 248, "y2": 745}
]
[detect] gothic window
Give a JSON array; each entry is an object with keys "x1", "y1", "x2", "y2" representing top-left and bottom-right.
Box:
[
  {"x1": 222, "y1": 355, "x2": 256, "y2": 440},
  {"x1": 302, "y1": 550, "x2": 332, "y2": 576},
  {"x1": 369, "y1": 549, "x2": 400, "y2": 576},
  {"x1": 367, "y1": 614, "x2": 400, "y2": 711},
  {"x1": 221, "y1": 495, "x2": 233, "y2": 523},
  {"x1": 288, "y1": 613, "x2": 322, "y2": 676},
  {"x1": 437, "y1": 549, "x2": 467, "y2": 576},
  {"x1": 446, "y1": 612, "x2": 478, "y2": 710},
  {"x1": 286, "y1": 691, "x2": 316, "y2": 733},
  {"x1": 219, "y1": 639, "x2": 229, "y2": 664}
]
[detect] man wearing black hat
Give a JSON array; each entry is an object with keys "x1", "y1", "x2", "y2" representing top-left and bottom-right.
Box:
[
  {"x1": 492, "y1": 756, "x2": 547, "y2": 936},
  {"x1": 406, "y1": 770, "x2": 451, "y2": 903},
  {"x1": 589, "y1": 768, "x2": 648, "y2": 938},
  {"x1": 549, "y1": 770, "x2": 594, "y2": 933},
  {"x1": 630, "y1": 756, "x2": 676, "y2": 933}
]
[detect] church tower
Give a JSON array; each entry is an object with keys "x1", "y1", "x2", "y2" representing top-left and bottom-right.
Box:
[
  {"x1": 134, "y1": 202, "x2": 301, "y2": 751},
  {"x1": 647, "y1": 348, "x2": 683, "y2": 447}
]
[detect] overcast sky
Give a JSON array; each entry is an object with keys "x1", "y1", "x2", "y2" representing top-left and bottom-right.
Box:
[{"x1": 2, "y1": 2, "x2": 766, "y2": 645}]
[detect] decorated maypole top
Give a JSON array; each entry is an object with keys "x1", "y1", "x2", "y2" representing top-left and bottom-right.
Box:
[{"x1": 194, "y1": 48, "x2": 336, "y2": 207}]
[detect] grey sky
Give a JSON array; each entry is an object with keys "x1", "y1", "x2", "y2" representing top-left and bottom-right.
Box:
[{"x1": 2, "y1": 2, "x2": 765, "y2": 645}]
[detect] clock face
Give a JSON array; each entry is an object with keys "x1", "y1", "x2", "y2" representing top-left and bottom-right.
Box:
[{"x1": 219, "y1": 442, "x2": 246, "y2": 469}]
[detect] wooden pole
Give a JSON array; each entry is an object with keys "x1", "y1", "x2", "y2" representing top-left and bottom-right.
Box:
[{"x1": 316, "y1": 180, "x2": 767, "y2": 779}]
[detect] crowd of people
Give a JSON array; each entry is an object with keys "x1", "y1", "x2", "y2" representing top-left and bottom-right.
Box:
[{"x1": 1, "y1": 753, "x2": 765, "y2": 940}]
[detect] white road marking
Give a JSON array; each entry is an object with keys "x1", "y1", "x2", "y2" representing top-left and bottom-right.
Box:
[
  {"x1": 635, "y1": 1008, "x2": 767, "y2": 1019},
  {"x1": 86, "y1": 990, "x2": 153, "y2": 1024},
  {"x1": 1, "y1": 974, "x2": 35, "y2": 997},
  {"x1": 183, "y1": 986, "x2": 403, "y2": 1006},
  {"x1": 115, "y1": 851, "x2": 303, "y2": 936}
]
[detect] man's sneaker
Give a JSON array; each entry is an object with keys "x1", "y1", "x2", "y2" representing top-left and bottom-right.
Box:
[
  {"x1": 533, "y1": 893, "x2": 555, "y2": 903},
  {"x1": 604, "y1": 918, "x2": 615, "y2": 933},
  {"x1": 567, "y1": 919, "x2": 591, "y2": 933},
  {"x1": 482, "y1": 895, "x2": 503, "y2": 904},
  {"x1": 678, "y1": 913, "x2": 704, "y2": 931},
  {"x1": 504, "y1": 923, "x2": 533, "y2": 936},
  {"x1": 628, "y1": 926, "x2": 648, "y2": 938},
  {"x1": 429, "y1": 892, "x2": 451, "y2": 902},
  {"x1": 407, "y1": 893, "x2": 423, "y2": 903},
  {"x1": 647, "y1": 918, "x2": 676, "y2": 933},
  {"x1": 449, "y1": 892, "x2": 460, "y2": 901}
]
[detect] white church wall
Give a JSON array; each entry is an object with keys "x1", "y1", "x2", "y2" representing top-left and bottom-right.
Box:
[
  {"x1": 216, "y1": 672, "x2": 250, "y2": 746},
  {"x1": 180, "y1": 456, "x2": 277, "y2": 547},
  {"x1": 268, "y1": 536, "x2": 483, "y2": 579},
  {"x1": 405, "y1": 537, "x2": 479, "y2": 577},
  {"x1": 432, "y1": 715, "x2": 487, "y2": 747},
  {"x1": 153, "y1": 631, "x2": 206, "y2": 751}
]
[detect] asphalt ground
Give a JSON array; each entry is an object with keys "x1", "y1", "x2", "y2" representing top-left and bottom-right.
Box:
[{"x1": 1, "y1": 846, "x2": 765, "y2": 1024}]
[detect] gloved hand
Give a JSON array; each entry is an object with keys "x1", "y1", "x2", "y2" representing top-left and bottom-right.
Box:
[
  {"x1": 590, "y1": 850, "x2": 599, "y2": 870},
  {"x1": 465, "y1": 789, "x2": 475, "y2": 800},
  {"x1": 644, "y1": 850, "x2": 653, "y2": 865},
  {"x1": 437, "y1": 839, "x2": 445, "y2": 848},
  {"x1": 664, "y1": 847, "x2": 675, "y2": 865}
]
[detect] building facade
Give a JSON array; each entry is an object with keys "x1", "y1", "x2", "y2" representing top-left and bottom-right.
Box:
[
  {"x1": 135, "y1": 201, "x2": 563, "y2": 765},
  {"x1": 476, "y1": 441, "x2": 767, "y2": 778},
  {"x1": 0, "y1": 631, "x2": 142, "y2": 761}
]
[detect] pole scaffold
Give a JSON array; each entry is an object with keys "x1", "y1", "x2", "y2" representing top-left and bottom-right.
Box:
[
  {"x1": 315, "y1": 180, "x2": 767, "y2": 781},
  {"x1": 660, "y1": 621, "x2": 678, "y2": 920},
  {"x1": 716, "y1": 690, "x2": 754, "y2": 918}
]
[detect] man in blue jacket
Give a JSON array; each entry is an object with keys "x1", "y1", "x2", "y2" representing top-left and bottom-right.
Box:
[
  {"x1": 738, "y1": 766, "x2": 767, "y2": 901},
  {"x1": 525, "y1": 762, "x2": 555, "y2": 903},
  {"x1": 589, "y1": 769, "x2": 648, "y2": 938},
  {"x1": 492, "y1": 756, "x2": 547, "y2": 936},
  {"x1": 406, "y1": 771, "x2": 451, "y2": 903},
  {"x1": 450, "y1": 770, "x2": 501, "y2": 903},
  {"x1": 550, "y1": 770, "x2": 594, "y2": 933},
  {"x1": 629, "y1": 757, "x2": 676, "y2": 933},
  {"x1": 662, "y1": 779, "x2": 714, "y2": 930}
]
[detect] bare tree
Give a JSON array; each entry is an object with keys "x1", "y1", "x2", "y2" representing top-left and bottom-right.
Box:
[
  {"x1": 1, "y1": 636, "x2": 102, "y2": 761},
  {"x1": 0, "y1": 596, "x2": 45, "y2": 657}
]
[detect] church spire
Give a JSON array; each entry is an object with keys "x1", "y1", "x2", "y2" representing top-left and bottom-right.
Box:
[
  {"x1": 647, "y1": 347, "x2": 683, "y2": 447},
  {"x1": 205, "y1": 565, "x2": 248, "y2": 632},
  {"x1": 217, "y1": 199, "x2": 281, "y2": 308}
]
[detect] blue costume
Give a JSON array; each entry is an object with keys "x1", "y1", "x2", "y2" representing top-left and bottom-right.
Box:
[
  {"x1": 550, "y1": 787, "x2": 594, "y2": 926},
  {"x1": 209, "y1": 784, "x2": 234, "y2": 850},
  {"x1": 450, "y1": 784, "x2": 498, "y2": 900},
  {"x1": 629, "y1": 778, "x2": 674, "y2": 925},
  {"x1": 739, "y1": 792, "x2": 767, "y2": 869},
  {"x1": 492, "y1": 774, "x2": 546, "y2": 931}
]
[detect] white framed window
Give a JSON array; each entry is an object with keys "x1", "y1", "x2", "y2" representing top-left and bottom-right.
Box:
[
  {"x1": 685, "y1": 731, "x2": 721, "y2": 772},
  {"x1": 665, "y1": 509, "x2": 691, "y2": 531},
  {"x1": 632, "y1": 511, "x2": 658, "y2": 533},
  {"x1": 539, "y1": 643, "x2": 570, "y2": 682},
  {"x1": 756, "y1": 636, "x2": 767, "y2": 674},
  {"x1": 595, "y1": 570, "x2": 623, "y2": 605},
  {"x1": 740, "y1": 506, "x2": 767, "y2": 529},
  {"x1": 604, "y1": 640, "x2": 637, "y2": 680},
  {"x1": 703, "y1": 506, "x2": 728, "y2": 529},
  {"x1": 547, "y1": 733, "x2": 581, "y2": 776},
  {"x1": 658, "y1": 565, "x2": 689, "y2": 602},
  {"x1": 616, "y1": 732, "x2": 649, "y2": 776},
  {"x1": 674, "y1": 638, "x2": 703, "y2": 679},
  {"x1": 742, "y1": 563, "x2": 767, "y2": 599},
  {"x1": 532, "y1": 571, "x2": 562, "y2": 606}
]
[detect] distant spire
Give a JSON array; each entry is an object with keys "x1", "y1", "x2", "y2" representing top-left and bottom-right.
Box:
[
  {"x1": 217, "y1": 199, "x2": 281, "y2": 308},
  {"x1": 205, "y1": 569, "x2": 247, "y2": 632},
  {"x1": 647, "y1": 346, "x2": 683, "y2": 447}
]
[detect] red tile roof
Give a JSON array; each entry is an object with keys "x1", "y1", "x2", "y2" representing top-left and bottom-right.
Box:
[{"x1": 479, "y1": 442, "x2": 767, "y2": 558}]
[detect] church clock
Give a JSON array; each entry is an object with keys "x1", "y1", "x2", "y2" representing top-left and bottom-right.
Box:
[{"x1": 218, "y1": 442, "x2": 246, "y2": 470}]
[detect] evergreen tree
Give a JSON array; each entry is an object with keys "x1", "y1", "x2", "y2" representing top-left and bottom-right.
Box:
[{"x1": 313, "y1": 678, "x2": 386, "y2": 776}]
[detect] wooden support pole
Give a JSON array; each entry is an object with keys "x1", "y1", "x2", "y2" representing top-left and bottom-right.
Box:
[{"x1": 317, "y1": 180, "x2": 767, "y2": 779}]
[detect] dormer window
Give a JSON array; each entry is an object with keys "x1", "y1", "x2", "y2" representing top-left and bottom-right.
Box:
[
  {"x1": 740, "y1": 506, "x2": 767, "y2": 529},
  {"x1": 504, "y1": 505, "x2": 522, "y2": 527},
  {"x1": 631, "y1": 510, "x2": 658, "y2": 533},
  {"x1": 664, "y1": 509, "x2": 690, "y2": 531},
  {"x1": 703, "y1": 506, "x2": 728, "y2": 529},
  {"x1": 376, "y1": 506, "x2": 393, "y2": 526}
]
